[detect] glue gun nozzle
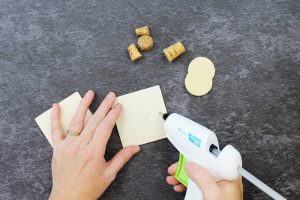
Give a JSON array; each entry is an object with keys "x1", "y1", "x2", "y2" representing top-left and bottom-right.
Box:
[{"x1": 162, "y1": 113, "x2": 169, "y2": 120}]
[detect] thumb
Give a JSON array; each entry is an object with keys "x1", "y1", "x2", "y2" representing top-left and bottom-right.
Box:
[
  {"x1": 184, "y1": 161, "x2": 221, "y2": 196},
  {"x1": 107, "y1": 145, "x2": 140, "y2": 176}
]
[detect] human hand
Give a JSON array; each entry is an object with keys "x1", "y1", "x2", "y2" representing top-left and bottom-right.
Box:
[
  {"x1": 167, "y1": 162, "x2": 243, "y2": 200},
  {"x1": 166, "y1": 162, "x2": 187, "y2": 192},
  {"x1": 49, "y1": 90, "x2": 140, "y2": 200},
  {"x1": 185, "y1": 161, "x2": 243, "y2": 200}
]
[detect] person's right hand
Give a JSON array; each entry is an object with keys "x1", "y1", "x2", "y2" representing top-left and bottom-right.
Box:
[
  {"x1": 167, "y1": 161, "x2": 243, "y2": 200},
  {"x1": 185, "y1": 161, "x2": 243, "y2": 200}
]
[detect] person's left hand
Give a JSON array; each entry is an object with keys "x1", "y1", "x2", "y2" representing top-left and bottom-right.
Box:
[{"x1": 49, "y1": 90, "x2": 140, "y2": 200}]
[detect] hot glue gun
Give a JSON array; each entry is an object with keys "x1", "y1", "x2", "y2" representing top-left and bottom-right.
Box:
[{"x1": 162, "y1": 113, "x2": 286, "y2": 200}]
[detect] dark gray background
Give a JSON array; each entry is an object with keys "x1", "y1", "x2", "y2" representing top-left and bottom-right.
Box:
[{"x1": 0, "y1": 0, "x2": 299, "y2": 199}]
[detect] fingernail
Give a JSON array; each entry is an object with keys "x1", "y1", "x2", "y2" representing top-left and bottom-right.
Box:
[
  {"x1": 116, "y1": 103, "x2": 122, "y2": 109},
  {"x1": 133, "y1": 145, "x2": 140, "y2": 153},
  {"x1": 52, "y1": 103, "x2": 57, "y2": 107},
  {"x1": 86, "y1": 90, "x2": 93, "y2": 96},
  {"x1": 110, "y1": 90, "x2": 118, "y2": 96},
  {"x1": 107, "y1": 91, "x2": 116, "y2": 99},
  {"x1": 112, "y1": 103, "x2": 121, "y2": 110},
  {"x1": 173, "y1": 185, "x2": 179, "y2": 191}
]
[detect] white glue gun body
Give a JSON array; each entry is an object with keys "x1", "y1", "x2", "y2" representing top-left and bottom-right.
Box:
[{"x1": 164, "y1": 113, "x2": 242, "y2": 200}]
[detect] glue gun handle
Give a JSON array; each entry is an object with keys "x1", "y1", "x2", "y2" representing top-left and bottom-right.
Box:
[{"x1": 184, "y1": 179, "x2": 203, "y2": 200}]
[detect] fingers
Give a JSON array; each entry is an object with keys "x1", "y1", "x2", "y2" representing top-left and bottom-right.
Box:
[
  {"x1": 67, "y1": 90, "x2": 94, "y2": 141},
  {"x1": 173, "y1": 184, "x2": 186, "y2": 192},
  {"x1": 51, "y1": 103, "x2": 64, "y2": 146},
  {"x1": 184, "y1": 161, "x2": 221, "y2": 195},
  {"x1": 166, "y1": 176, "x2": 186, "y2": 192},
  {"x1": 90, "y1": 103, "x2": 122, "y2": 154},
  {"x1": 166, "y1": 175, "x2": 180, "y2": 185},
  {"x1": 166, "y1": 163, "x2": 187, "y2": 193},
  {"x1": 106, "y1": 145, "x2": 140, "y2": 177},
  {"x1": 168, "y1": 162, "x2": 178, "y2": 175},
  {"x1": 80, "y1": 92, "x2": 116, "y2": 144}
]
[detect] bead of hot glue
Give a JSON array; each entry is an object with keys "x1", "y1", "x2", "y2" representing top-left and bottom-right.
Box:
[{"x1": 163, "y1": 42, "x2": 186, "y2": 62}]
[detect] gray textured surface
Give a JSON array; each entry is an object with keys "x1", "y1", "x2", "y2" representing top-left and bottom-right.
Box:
[{"x1": 0, "y1": 0, "x2": 300, "y2": 199}]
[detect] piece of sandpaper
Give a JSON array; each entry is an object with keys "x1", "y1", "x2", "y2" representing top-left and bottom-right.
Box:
[
  {"x1": 116, "y1": 85, "x2": 167, "y2": 147},
  {"x1": 35, "y1": 92, "x2": 92, "y2": 147}
]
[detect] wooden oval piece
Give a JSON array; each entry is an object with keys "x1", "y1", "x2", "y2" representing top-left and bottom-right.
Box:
[
  {"x1": 185, "y1": 73, "x2": 213, "y2": 96},
  {"x1": 188, "y1": 57, "x2": 215, "y2": 79}
]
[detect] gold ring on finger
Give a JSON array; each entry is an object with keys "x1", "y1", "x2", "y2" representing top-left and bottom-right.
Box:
[{"x1": 66, "y1": 130, "x2": 80, "y2": 136}]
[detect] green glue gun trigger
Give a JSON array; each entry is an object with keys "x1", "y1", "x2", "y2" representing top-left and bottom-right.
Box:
[{"x1": 175, "y1": 153, "x2": 189, "y2": 187}]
